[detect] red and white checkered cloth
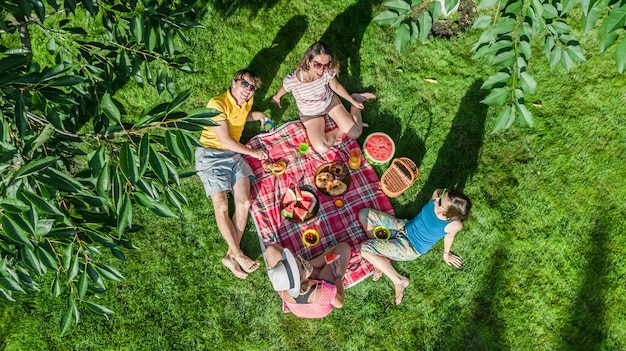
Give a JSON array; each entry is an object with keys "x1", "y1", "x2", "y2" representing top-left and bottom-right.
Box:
[{"x1": 245, "y1": 119, "x2": 394, "y2": 288}]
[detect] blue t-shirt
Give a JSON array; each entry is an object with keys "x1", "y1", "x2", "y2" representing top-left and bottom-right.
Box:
[{"x1": 405, "y1": 200, "x2": 451, "y2": 254}]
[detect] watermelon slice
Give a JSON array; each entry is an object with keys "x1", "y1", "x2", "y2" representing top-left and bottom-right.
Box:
[
  {"x1": 293, "y1": 206, "x2": 309, "y2": 222},
  {"x1": 293, "y1": 185, "x2": 304, "y2": 202},
  {"x1": 281, "y1": 188, "x2": 296, "y2": 207},
  {"x1": 363, "y1": 132, "x2": 395, "y2": 165},
  {"x1": 281, "y1": 202, "x2": 294, "y2": 218},
  {"x1": 324, "y1": 253, "x2": 340, "y2": 264}
]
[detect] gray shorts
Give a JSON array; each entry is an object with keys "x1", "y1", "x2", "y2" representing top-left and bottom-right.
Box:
[{"x1": 195, "y1": 147, "x2": 253, "y2": 197}]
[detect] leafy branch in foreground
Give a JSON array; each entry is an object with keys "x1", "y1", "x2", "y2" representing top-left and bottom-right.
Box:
[
  {"x1": 0, "y1": 0, "x2": 216, "y2": 335},
  {"x1": 373, "y1": 0, "x2": 626, "y2": 131}
]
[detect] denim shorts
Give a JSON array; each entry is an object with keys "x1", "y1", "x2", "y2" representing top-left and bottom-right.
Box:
[{"x1": 195, "y1": 147, "x2": 253, "y2": 197}]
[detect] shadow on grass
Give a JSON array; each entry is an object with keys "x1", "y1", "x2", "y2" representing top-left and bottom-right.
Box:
[
  {"x1": 240, "y1": 15, "x2": 308, "y2": 143},
  {"x1": 208, "y1": 0, "x2": 281, "y2": 17},
  {"x1": 319, "y1": 0, "x2": 380, "y2": 91},
  {"x1": 560, "y1": 216, "x2": 607, "y2": 350},
  {"x1": 415, "y1": 79, "x2": 488, "y2": 205}
]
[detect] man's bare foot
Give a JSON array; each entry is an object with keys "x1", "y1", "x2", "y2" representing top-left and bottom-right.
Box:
[
  {"x1": 351, "y1": 92, "x2": 376, "y2": 103},
  {"x1": 222, "y1": 256, "x2": 248, "y2": 279},
  {"x1": 233, "y1": 253, "x2": 259, "y2": 273},
  {"x1": 394, "y1": 276, "x2": 410, "y2": 305},
  {"x1": 372, "y1": 268, "x2": 382, "y2": 281}
]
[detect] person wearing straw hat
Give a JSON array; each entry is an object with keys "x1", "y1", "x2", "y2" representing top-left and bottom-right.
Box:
[{"x1": 265, "y1": 243, "x2": 350, "y2": 318}]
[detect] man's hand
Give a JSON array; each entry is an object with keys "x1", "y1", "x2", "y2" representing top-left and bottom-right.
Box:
[
  {"x1": 250, "y1": 149, "x2": 269, "y2": 160},
  {"x1": 443, "y1": 252, "x2": 462, "y2": 268},
  {"x1": 270, "y1": 95, "x2": 282, "y2": 108}
]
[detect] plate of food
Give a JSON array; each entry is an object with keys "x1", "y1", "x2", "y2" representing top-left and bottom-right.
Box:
[
  {"x1": 280, "y1": 186, "x2": 319, "y2": 223},
  {"x1": 314, "y1": 162, "x2": 350, "y2": 196}
]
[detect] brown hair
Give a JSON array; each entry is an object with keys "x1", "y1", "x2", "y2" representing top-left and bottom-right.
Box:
[
  {"x1": 444, "y1": 189, "x2": 472, "y2": 221},
  {"x1": 297, "y1": 42, "x2": 340, "y2": 74},
  {"x1": 231, "y1": 69, "x2": 262, "y2": 89}
]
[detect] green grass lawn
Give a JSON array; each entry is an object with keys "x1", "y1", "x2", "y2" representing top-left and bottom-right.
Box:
[{"x1": 2, "y1": 0, "x2": 626, "y2": 350}]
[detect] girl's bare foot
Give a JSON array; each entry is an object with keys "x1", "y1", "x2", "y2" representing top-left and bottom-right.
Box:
[
  {"x1": 233, "y1": 253, "x2": 259, "y2": 273},
  {"x1": 372, "y1": 268, "x2": 383, "y2": 281},
  {"x1": 222, "y1": 256, "x2": 248, "y2": 279},
  {"x1": 394, "y1": 276, "x2": 410, "y2": 305}
]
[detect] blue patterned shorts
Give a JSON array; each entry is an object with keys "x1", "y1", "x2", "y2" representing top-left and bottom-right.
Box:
[{"x1": 359, "y1": 209, "x2": 420, "y2": 261}]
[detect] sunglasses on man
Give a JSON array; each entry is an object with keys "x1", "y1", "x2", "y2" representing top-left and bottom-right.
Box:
[{"x1": 239, "y1": 79, "x2": 256, "y2": 91}]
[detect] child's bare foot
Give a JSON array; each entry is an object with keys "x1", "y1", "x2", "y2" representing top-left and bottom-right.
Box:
[
  {"x1": 394, "y1": 276, "x2": 410, "y2": 305},
  {"x1": 372, "y1": 268, "x2": 382, "y2": 281},
  {"x1": 222, "y1": 256, "x2": 248, "y2": 279},
  {"x1": 351, "y1": 92, "x2": 376, "y2": 103},
  {"x1": 233, "y1": 253, "x2": 259, "y2": 273}
]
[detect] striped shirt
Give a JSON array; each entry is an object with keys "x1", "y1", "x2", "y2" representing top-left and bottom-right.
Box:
[{"x1": 283, "y1": 70, "x2": 336, "y2": 116}]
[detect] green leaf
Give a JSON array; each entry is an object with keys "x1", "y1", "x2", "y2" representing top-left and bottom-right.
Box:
[
  {"x1": 519, "y1": 72, "x2": 537, "y2": 93},
  {"x1": 581, "y1": 6, "x2": 600, "y2": 34},
  {"x1": 117, "y1": 193, "x2": 132, "y2": 236},
  {"x1": 133, "y1": 192, "x2": 156, "y2": 209},
  {"x1": 1, "y1": 215, "x2": 34, "y2": 249},
  {"x1": 14, "y1": 156, "x2": 57, "y2": 179},
  {"x1": 599, "y1": 18, "x2": 619, "y2": 52},
  {"x1": 95, "y1": 263, "x2": 124, "y2": 281},
  {"x1": 101, "y1": 93, "x2": 121, "y2": 124},
  {"x1": 566, "y1": 46, "x2": 586, "y2": 62},
  {"x1": 167, "y1": 89, "x2": 191, "y2": 114},
  {"x1": 85, "y1": 301, "x2": 114, "y2": 316},
  {"x1": 68, "y1": 251, "x2": 80, "y2": 281},
  {"x1": 34, "y1": 218, "x2": 54, "y2": 238},
  {"x1": 394, "y1": 23, "x2": 411, "y2": 52},
  {"x1": 481, "y1": 87, "x2": 512, "y2": 105},
  {"x1": 481, "y1": 72, "x2": 511, "y2": 89},
  {"x1": 176, "y1": 130, "x2": 195, "y2": 162},
  {"x1": 46, "y1": 76, "x2": 86, "y2": 86},
  {"x1": 616, "y1": 37, "x2": 626, "y2": 74},
  {"x1": 22, "y1": 247, "x2": 44, "y2": 275},
  {"x1": 78, "y1": 270, "x2": 88, "y2": 300},
  {"x1": 605, "y1": 5, "x2": 626, "y2": 33},
  {"x1": 36, "y1": 245, "x2": 58, "y2": 270},
  {"x1": 62, "y1": 243, "x2": 73, "y2": 271},
  {"x1": 493, "y1": 104, "x2": 516, "y2": 132},
  {"x1": 96, "y1": 164, "x2": 111, "y2": 197},
  {"x1": 46, "y1": 37, "x2": 57, "y2": 54},
  {"x1": 519, "y1": 40, "x2": 532, "y2": 60},
  {"x1": 491, "y1": 17, "x2": 516, "y2": 35},
  {"x1": 51, "y1": 273, "x2": 62, "y2": 297},
  {"x1": 165, "y1": 131, "x2": 186, "y2": 161},
  {"x1": 15, "y1": 95, "x2": 27, "y2": 139},
  {"x1": 0, "y1": 277, "x2": 26, "y2": 294},
  {"x1": 516, "y1": 103, "x2": 534, "y2": 127},
  {"x1": 150, "y1": 201, "x2": 179, "y2": 218},
  {"x1": 561, "y1": 0, "x2": 580, "y2": 14},
  {"x1": 549, "y1": 46, "x2": 562, "y2": 70},
  {"x1": 130, "y1": 16, "x2": 144, "y2": 43},
  {"x1": 119, "y1": 142, "x2": 139, "y2": 185},
  {"x1": 138, "y1": 135, "x2": 150, "y2": 177},
  {"x1": 473, "y1": 15, "x2": 492, "y2": 29},
  {"x1": 164, "y1": 186, "x2": 183, "y2": 212},
  {"x1": 28, "y1": 123, "x2": 56, "y2": 153},
  {"x1": 36, "y1": 167, "x2": 85, "y2": 193},
  {"x1": 478, "y1": 0, "x2": 498, "y2": 7},
  {"x1": 166, "y1": 74, "x2": 175, "y2": 97},
  {"x1": 542, "y1": 3, "x2": 558, "y2": 19},
  {"x1": 0, "y1": 198, "x2": 30, "y2": 213},
  {"x1": 149, "y1": 147, "x2": 169, "y2": 186},
  {"x1": 560, "y1": 49, "x2": 573, "y2": 71},
  {"x1": 60, "y1": 296, "x2": 75, "y2": 336},
  {"x1": 417, "y1": 11, "x2": 432, "y2": 42},
  {"x1": 0, "y1": 288, "x2": 16, "y2": 302},
  {"x1": 549, "y1": 21, "x2": 571, "y2": 35},
  {"x1": 491, "y1": 50, "x2": 516, "y2": 67},
  {"x1": 384, "y1": 0, "x2": 411, "y2": 12}
]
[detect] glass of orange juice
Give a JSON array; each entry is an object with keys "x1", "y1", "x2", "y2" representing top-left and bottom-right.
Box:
[{"x1": 348, "y1": 148, "x2": 361, "y2": 169}]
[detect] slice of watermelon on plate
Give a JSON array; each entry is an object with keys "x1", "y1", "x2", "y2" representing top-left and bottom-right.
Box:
[{"x1": 324, "y1": 253, "x2": 340, "y2": 264}]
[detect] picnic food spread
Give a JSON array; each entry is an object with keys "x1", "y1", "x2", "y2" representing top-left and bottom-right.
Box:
[
  {"x1": 281, "y1": 186, "x2": 319, "y2": 222},
  {"x1": 314, "y1": 162, "x2": 350, "y2": 196},
  {"x1": 262, "y1": 161, "x2": 287, "y2": 175},
  {"x1": 302, "y1": 229, "x2": 320, "y2": 246}
]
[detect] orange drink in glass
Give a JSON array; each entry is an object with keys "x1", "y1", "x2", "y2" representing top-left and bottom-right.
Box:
[{"x1": 348, "y1": 149, "x2": 361, "y2": 170}]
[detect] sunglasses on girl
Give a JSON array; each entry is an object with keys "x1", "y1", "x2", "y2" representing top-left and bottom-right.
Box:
[
  {"x1": 239, "y1": 79, "x2": 256, "y2": 91},
  {"x1": 312, "y1": 61, "x2": 331, "y2": 70}
]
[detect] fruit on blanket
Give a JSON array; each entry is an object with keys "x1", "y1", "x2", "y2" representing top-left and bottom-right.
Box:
[
  {"x1": 324, "y1": 253, "x2": 340, "y2": 264},
  {"x1": 281, "y1": 187, "x2": 318, "y2": 222},
  {"x1": 302, "y1": 229, "x2": 320, "y2": 246},
  {"x1": 363, "y1": 132, "x2": 395, "y2": 165}
]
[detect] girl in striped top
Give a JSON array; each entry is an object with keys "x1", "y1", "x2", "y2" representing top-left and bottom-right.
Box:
[{"x1": 271, "y1": 42, "x2": 375, "y2": 153}]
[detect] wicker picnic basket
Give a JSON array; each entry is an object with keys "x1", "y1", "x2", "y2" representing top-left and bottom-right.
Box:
[{"x1": 380, "y1": 157, "x2": 419, "y2": 198}]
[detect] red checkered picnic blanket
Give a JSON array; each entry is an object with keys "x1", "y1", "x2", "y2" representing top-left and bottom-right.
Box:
[{"x1": 245, "y1": 119, "x2": 394, "y2": 288}]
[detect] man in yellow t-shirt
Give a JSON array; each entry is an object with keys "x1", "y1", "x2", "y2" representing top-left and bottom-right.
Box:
[{"x1": 195, "y1": 69, "x2": 269, "y2": 279}]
